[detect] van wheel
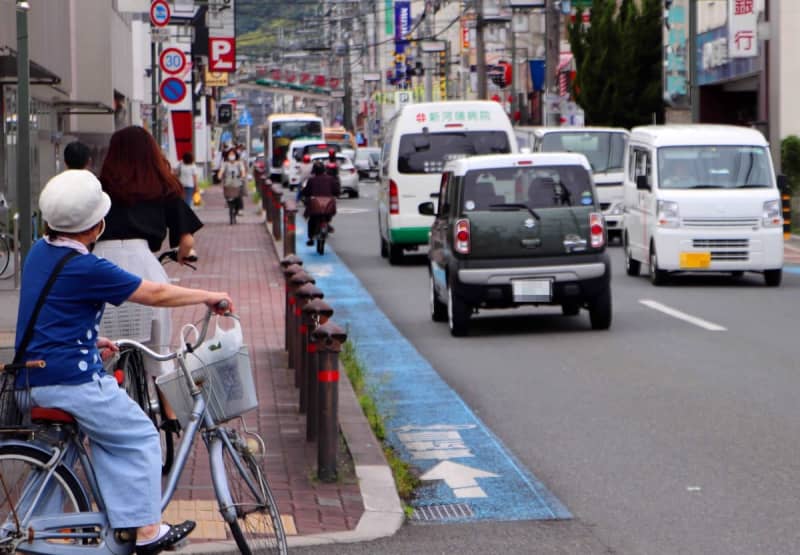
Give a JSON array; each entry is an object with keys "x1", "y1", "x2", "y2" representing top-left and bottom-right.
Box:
[
  {"x1": 764, "y1": 269, "x2": 782, "y2": 287},
  {"x1": 624, "y1": 233, "x2": 640, "y2": 276},
  {"x1": 430, "y1": 271, "x2": 447, "y2": 322},
  {"x1": 649, "y1": 243, "x2": 668, "y2": 286},
  {"x1": 447, "y1": 281, "x2": 470, "y2": 337},
  {"x1": 589, "y1": 287, "x2": 612, "y2": 330},
  {"x1": 388, "y1": 243, "x2": 404, "y2": 265},
  {"x1": 380, "y1": 236, "x2": 388, "y2": 258}
]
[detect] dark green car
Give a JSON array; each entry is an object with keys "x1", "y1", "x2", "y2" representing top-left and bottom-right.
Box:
[{"x1": 420, "y1": 153, "x2": 612, "y2": 336}]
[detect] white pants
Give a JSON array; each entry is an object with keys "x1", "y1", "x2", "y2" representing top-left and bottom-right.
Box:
[{"x1": 94, "y1": 239, "x2": 172, "y2": 376}]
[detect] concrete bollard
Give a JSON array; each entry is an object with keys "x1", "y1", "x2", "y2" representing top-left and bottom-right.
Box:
[
  {"x1": 303, "y1": 298, "x2": 334, "y2": 442},
  {"x1": 271, "y1": 185, "x2": 283, "y2": 240},
  {"x1": 294, "y1": 285, "x2": 324, "y2": 410},
  {"x1": 283, "y1": 199, "x2": 298, "y2": 257},
  {"x1": 312, "y1": 321, "x2": 347, "y2": 482},
  {"x1": 287, "y1": 271, "x2": 315, "y2": 370},
  {"x1": 281, "y1": 263, "x2": 304, "y2": 354}
]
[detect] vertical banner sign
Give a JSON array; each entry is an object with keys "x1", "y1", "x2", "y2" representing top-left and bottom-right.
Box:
[
  {"x1": 394, "y1": 1, "x2": 411, "y2": 88},
  {"x1": 208, "y1": 0, "x2": 236, "y2": 72},
  {"x1": 384, "y1": 0, "x2": 394, "y2": 36},
  {"x1": 663, "y1": 0, "x2": 689, "y2": 108},
  {"x1": 729, "y1": 0, "x2": 758, "y2": 58}
]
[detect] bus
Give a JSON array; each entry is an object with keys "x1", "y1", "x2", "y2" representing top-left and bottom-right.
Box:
[
  {"x1": 264, "y1": 113, "x2": 324, "y2": 182},
  {"x1": 323, "y1": 126, "x2": 357, "y2": 151}
]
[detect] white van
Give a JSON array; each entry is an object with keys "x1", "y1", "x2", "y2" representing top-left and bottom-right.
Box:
[
  {"x1": 622, "y1": 124, "x2": 784, "y2": 286},
  {"x1": 520, "y1": 127, "x2": 630, "y2": 242},
  {"x1": 378, "y1": 101, "x2": 517, "y2": 264}
]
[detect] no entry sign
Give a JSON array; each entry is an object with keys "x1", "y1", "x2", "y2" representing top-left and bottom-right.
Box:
[{"x1": 160, "y1": 48, "x2": 187, "y2": 76}]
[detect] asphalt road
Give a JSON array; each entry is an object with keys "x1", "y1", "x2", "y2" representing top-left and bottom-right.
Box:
[{"x1": 298, "y1": 180, "x2": 800, "y2": 555}]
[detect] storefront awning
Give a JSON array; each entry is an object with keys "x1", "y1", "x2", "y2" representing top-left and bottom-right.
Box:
[
  {"x1": 0, "y1": 54, "x2": 61, "y2": 85},
  {"x1": 53, "y1": 100, "x2": 114, "y2": 115}
]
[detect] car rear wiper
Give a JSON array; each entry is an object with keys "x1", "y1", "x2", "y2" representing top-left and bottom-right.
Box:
[
  {"x1": 488, "y1": 203, "x2": 541, "y2": 220},
  {"x1": 734, "y1": 184, "x2": 769, "y2": 188}
]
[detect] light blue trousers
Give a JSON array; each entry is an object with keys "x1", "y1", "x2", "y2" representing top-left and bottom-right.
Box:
[{"x1": 30, "y1": 373, "x2": 161, "y2": 528}]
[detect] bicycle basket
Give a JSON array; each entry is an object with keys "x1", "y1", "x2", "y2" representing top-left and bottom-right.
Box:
[
  {"x1": 100, "y1": 302, "x2": 153, "y2": 342},
  {"x1": 0, "y1": 369, "x2": 28, "y2": 429},
  {"x1": 156, "y1": 317, "x2": 257, "y2": 427}
]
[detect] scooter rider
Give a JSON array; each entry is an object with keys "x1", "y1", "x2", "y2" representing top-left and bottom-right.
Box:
[{"x1": 302, "y1": 161, "x2": 340, "y2": 246}]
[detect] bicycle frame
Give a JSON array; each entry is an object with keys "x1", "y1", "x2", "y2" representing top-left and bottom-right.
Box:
[{"x1": 0, "y1": 310, "x2": 255, "y2": 554}]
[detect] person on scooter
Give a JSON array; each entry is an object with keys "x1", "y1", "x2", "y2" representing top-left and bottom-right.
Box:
[{"x1": 302, "y1": 161, "x2": 340, "y2": 246}]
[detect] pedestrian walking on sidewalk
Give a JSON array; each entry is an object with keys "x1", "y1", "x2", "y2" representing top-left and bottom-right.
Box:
[
  {"x1": 218, "y1": 148, "x2": 246, "y2": 214},
  {"x1": 175, "y1": 151, "x2": 200, "y2": 206},
  {"x1": 19, "y1": 169, "x2": 233, "y2": 553},
  {"x1": 94, "y1": 125, "x2": 202, "y2": 390},
  {"x1": 63, "y1": 140, "x2": 92, "y2": 171}
]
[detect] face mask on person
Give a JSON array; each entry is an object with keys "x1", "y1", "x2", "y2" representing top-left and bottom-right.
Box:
[
  {"x1": 228, "y1": 155, "x2": 236, "y2": 161},
  {"x1": 88, "y1": 220, "x2": 105, "y2": 253}
]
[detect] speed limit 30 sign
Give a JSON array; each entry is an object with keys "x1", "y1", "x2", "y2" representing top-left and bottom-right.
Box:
[{"x1": 160, "y1": 48, "x2": 187, "y2": 76}]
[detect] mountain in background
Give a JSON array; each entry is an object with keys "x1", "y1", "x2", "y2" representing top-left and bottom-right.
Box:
[{"x1": 236, "y1": 0, "x2": 320, "y2": 58}]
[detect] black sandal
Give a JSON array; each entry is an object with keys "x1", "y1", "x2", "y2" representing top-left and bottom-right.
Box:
[{"x1": 136, "y1": 520, "x2": 196, "y2": 555}]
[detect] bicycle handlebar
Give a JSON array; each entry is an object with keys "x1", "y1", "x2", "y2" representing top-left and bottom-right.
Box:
[
  {"x1": 158, "y1": 249, "x2": 198, "y2": 270},
  {"x1": 115, "y1": 302, "x2": 226, "y2": 360},
  {"x1": 0, "y1": 360, "x2": 46, "y2": 372}
]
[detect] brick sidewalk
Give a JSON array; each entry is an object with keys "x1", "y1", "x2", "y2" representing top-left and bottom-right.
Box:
[{"x1": 162, "y1": 187, "x2": 364, "y2": 545}]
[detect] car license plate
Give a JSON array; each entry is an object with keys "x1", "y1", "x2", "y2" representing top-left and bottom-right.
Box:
[
  {"x1": 679, "y1": 252, "x2": 711, "y2": 269},
  {"x1": 512, "y1": 279, "x2": 552, "y2": 302}
]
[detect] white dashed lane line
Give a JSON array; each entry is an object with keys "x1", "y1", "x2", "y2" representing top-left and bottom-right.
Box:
[{"x1": 639, "y1": 299, "x2": 727, "y2": 331}]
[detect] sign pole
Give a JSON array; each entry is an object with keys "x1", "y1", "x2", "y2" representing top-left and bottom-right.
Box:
[
  {"x1": 16, "y1": 0, "x2": 31, "y2": 263},
  {"x1": 151, "y1": 40, "x2": 158, "y2": 133}
]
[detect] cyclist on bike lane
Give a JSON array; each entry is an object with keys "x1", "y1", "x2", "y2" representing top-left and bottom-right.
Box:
[
  {"x1": 94, "y1": 126, "x2": 202, "y2": 404},
  {"x1": 301, "y1": 160, "x2": 340, "y2": 246},
  {"x1": 16, "y1": 170, "x2": 233, "y2": 554}
]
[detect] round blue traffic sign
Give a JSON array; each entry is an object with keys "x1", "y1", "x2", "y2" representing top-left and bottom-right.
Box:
[{"x1": 160, "y1": 77, "x2": 187, "y2": 104}]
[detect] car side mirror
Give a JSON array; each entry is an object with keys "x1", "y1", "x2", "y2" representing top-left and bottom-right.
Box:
[
  {"x1": 636, "y1": 175, "x2": 650, "y2": 191},
  {"x1": 419, "y1": 201, "x2": 435, "y2": 216},
  {"x1": 777, "y1": 174, "x2": 790, "y2": 194}
]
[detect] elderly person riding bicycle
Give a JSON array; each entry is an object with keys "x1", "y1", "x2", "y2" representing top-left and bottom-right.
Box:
[{"x1": 15, "y1": 170, "x2": 234, "y2": 554}]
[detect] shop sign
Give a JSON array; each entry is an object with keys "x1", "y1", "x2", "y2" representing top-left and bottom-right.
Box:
[{"x1": 728, "y1": 0, "x2": 758, "y2": 58}]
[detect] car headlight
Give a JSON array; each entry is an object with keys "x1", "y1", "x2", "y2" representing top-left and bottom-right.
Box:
[
  {"x1": 606, "y1": 202, "x2": 624, "y2": 216},
  {"x1": 656, "y1": 200, "x2": 680, "y2": 228},
  {"x1": 762, "y1": 199, "x2": 783, "y2": 228}
]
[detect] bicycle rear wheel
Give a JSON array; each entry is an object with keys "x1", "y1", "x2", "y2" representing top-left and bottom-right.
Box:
[
  {"x1": 220, "y1": 432, "x2": 287, "y2": 555},
  {"x1": 117, "y1": 348, "x2": 175, "y2": 475},
  {"x1": 0, "y1": 236, "x2": 10, "y2": 279},
  {"x1": 0, "y1": 445, "x2": 90, "y2": 551}
]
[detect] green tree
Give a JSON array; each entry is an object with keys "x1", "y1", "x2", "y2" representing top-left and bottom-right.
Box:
[
  {"x1": 568, "y1": 0, "x2": 664, "y2": 127},
  {"x1": 781, "y1": 135, "x2": 800, "y2": 193}
]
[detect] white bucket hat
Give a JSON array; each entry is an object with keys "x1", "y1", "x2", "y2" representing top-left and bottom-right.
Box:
[{"x1": 39, "y1": 170, "x2": 111, "y2": 233}]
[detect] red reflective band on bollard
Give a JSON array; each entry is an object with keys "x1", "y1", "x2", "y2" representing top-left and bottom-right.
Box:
[
  {"x1": 307, "y1": 343, "x2": 317, "y2": 353},
  {"x1": 289, "y1": 297, "x2": 296, "y2": 305},
  {"x1": 287, "y1": 224, "x2": 297, "y2": 232},
  {"x1": 295, "y1": 307, "x2": 302, "y2": 316},
  {"x1": 300, "y1": 324, "x2": 307, "y2": 334},
  {"x1": 318, "y1": 370, "x2": 339, "y2": 382}
]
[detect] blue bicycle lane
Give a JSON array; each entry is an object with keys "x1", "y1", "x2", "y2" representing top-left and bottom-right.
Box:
[{"x1": 296, "y1": 222, "x2": 571, "y2": 522}]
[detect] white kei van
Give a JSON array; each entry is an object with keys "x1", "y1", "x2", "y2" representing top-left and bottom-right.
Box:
[
  {"x1": 622, "y1": 124, "x2": 784, "y2": 286},
  {"x1": 378, "y1": 101, "x2": 517, "y2": 264},
  {"x1": 518, "y1": 126, "x2": 630, "y2": 242}
]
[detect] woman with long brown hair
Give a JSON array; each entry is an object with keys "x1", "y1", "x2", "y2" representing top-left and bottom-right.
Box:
[{"x1": 94, "y1": 126, "x2": 202, "y2": 396}]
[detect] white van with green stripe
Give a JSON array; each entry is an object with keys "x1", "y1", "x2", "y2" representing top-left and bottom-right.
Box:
[{"x1": 378, "y1": 101, "x2": 517, "y2": 264}]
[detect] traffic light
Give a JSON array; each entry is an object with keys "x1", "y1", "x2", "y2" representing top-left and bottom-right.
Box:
[{"x1": 217, "y1": 103, "x2": 233, "y2": 124}]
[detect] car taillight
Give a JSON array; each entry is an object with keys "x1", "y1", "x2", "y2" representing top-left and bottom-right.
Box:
[
  {"x1": 389, "y1": 180, "x2": 399, "y2": 215},
  {"x1": 454, "y1": 219, "x2": 471, "y2": 254},
  {"x1": 589, "y1": 213, "x2": 605, "y2": 248},
  {"x1": 350, "y1": 168, "x2": 356, "y2": 174},
  {"x1": 302, "y1": 154, "x2": 310, "y2": 163},
  {"x1": 283, "y1": 159, "x2": 290, "y2": 167}
]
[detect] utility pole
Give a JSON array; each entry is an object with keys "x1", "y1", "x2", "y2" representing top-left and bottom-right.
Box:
[
  {"x1": 16, "y1": 0, "x2": 31, "y2": 262},
  {"x1": 424, "y1": 1, "x2": 433, "y2": 102},
  {"x1": 475, "y1": 0, "x2": 488, "y2": 100},
  {"x1": 544, "y1": 0, "x2": 560, "y2": 125},
  {"x1": 689, "y1": 0, "x2": 699, "y2": 122},
  {"x1": 510, "y1": 9, "x2": 517, "y2": 122}
]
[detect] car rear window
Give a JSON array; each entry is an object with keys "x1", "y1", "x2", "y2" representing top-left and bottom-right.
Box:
[
  {"x1": 462, "y1": 165, "x2": 594, "y2": 211},
  {"x1": 398, "y1": 131, "x2": 511, "y2": 174}
]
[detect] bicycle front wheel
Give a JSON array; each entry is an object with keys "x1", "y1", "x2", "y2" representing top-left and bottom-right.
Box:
[
  {"x1": 220, "y1": 434, "x2": 287, "y2": 554},
  {"x1": 0, "y1": 237, "x2": 10, "y2": 279},
  {"x1": 0, "y1": 445, "x2": 90, "y2": 551}
]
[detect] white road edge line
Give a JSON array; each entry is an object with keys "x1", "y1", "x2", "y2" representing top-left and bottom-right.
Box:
[{"x1": 639, "y1": 299, "x2": 727, "y2": 331}]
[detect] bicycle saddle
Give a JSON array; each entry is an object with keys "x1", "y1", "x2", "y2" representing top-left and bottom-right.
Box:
[{"x1": 30, "y1": 406, "x2": 75, "y2": 424}]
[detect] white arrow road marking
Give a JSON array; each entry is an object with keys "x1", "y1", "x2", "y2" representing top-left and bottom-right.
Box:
[
  {"x1": 303, "y1": 264, "x2": 335, "y2": 277},
  {"x1": 639, "y1": 299, "x2": 727, "y2": 331},
  {"x1": 421, "y1": 461, "x2": 499, "y2": 498}
]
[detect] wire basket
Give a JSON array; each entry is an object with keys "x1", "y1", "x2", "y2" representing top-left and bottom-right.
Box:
[
  {"x1": 155, "y1": 345, "x2": 257, "y2": 428},
  {"x1": 100, "y1": 303, "x2": 153, "y2": 342}
]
